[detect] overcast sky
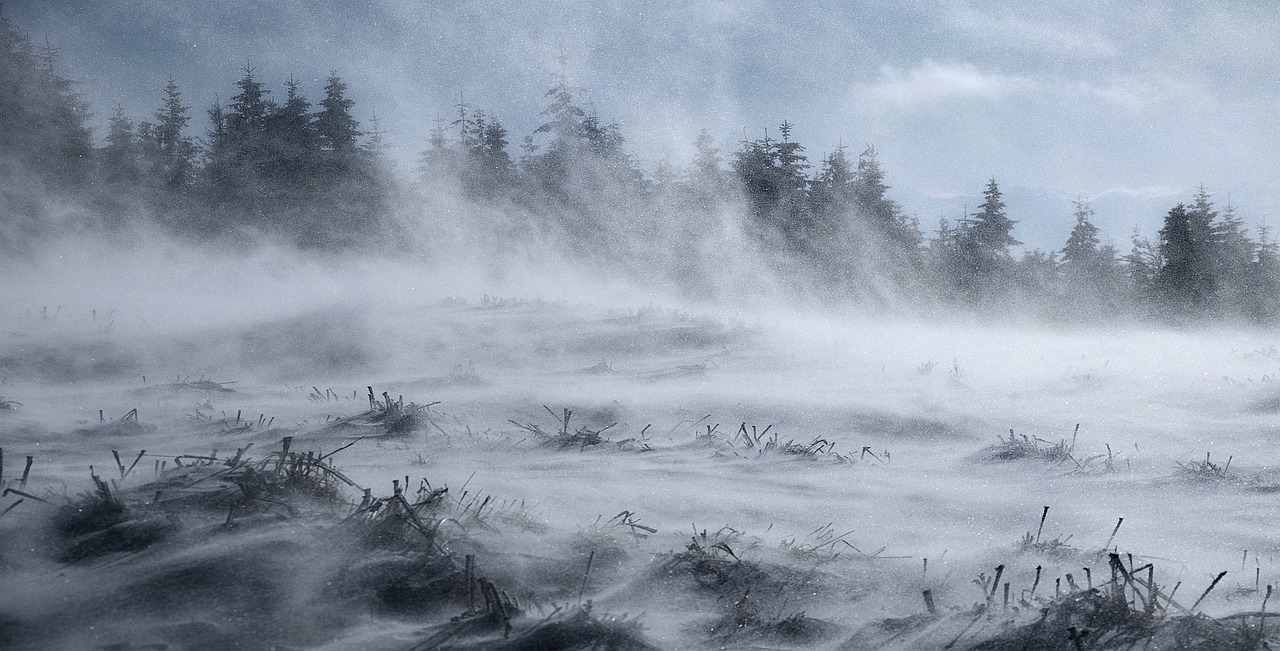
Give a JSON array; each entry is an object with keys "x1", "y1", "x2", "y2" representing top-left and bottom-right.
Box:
[{"x1": 7, "y1": 1, "x2": 1279, "y2": 250}]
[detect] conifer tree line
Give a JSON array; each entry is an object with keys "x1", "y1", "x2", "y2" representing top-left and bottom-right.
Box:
[{"x1": 2, "y1": 13, "x2": 1278, "y2": 322}]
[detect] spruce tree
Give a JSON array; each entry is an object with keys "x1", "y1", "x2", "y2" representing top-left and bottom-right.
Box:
[
  {"x1": 810, "y1": 145, "x2": 854, "y2": 217},
  {"x1": 969, "y1": 178, "x2": 1019, "y2": 254},
  {"x1": 533, "y1": 58, "x2": 586, "y2": 153},
  {"x1": 476, "y1": 116, "x2": 514, "y2": 193},
  {"x1": 1062, "y1": 199, "x2": 1101, "y2": 270},
  {"x1": 153, "y1": 79, "x2": 196, "y2": 190},
  {"x1": 852, "y1": 146, "x2": 922, "y2": 270},
  {"x1": 418, "y1": 116, "x2": 455, "y2": 184},
  {"x1": 100, "y1": 105, "x2": 139, "y2": 186},
  {"x1": 265, "y1": 77, "x2": 317, "y2": 185},
  {"x1": 687, "y1": 129, "x2": 726, "y2": 202},
  {"x1": 1154, "y1": 203, "x2": 1209, "y2": 312},
  {"x1": 732, "y1": 123, "x2": 810, "y2": 245},
  {"x1": 1210, "y1": 198, "x2": 1256, "y2": 313},
  {"x1": 0, "y1": 17, "x2": 91, "y2": 185},
  {"x1": 1251, "y1": 221, "x2": 1280, "y2": 321},
  {"x1": 227, "y1": 64, "x2": 271, "y2": 145},
  {"x1": 948, "y1": 178, "x2": 1018, "y2": 297},
  {"x1": 315, "y1": 72, "x2": 360, "y2": 155}
]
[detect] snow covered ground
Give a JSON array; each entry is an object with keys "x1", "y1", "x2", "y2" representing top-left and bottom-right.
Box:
[{"x1": 2, "y1": 282, "x2": 1279, "y2": 649}]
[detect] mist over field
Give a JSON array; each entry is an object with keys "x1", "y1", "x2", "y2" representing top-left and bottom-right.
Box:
[{"x1": 4, "y1": 3, "x2": 1280, "y2": 650}]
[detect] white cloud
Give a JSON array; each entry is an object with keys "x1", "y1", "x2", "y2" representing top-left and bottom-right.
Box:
[
  {"x1": 862, "y1": 60, "x2": 1036, "y2": 107},
  {"x1": 951, "y1": 12, "x2": 1119, "y2": 60},
  {"x1": 997, "y1": 16, "x2": 1118, "y2": 59},
  {"x1": 1090, "y1": 185, "x2": 1183, "y2": 201}
]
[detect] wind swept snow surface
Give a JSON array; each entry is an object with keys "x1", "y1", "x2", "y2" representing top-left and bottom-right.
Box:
[{"x1": 1, "y1": 296, "x2": 1279, "y2": 649}]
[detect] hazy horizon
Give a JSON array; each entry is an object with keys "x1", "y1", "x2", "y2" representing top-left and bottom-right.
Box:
[{"x1": 7, "y1": 1, "x2": 1280, "y2": 250}]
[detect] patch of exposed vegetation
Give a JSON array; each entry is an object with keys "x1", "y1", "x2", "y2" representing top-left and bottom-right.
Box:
[
  {"x1": 509, "y1": 406, "x2": 616, "y2": 450},
  {"x1": 981, "y1": 426, "x2": 1096, "y2": 470},
  {"x1": 75, "y1": 408, "x2": 157, "y2": 436},
  {"x1": 1177, "y1": 451, "x2": 1233, "y2": 482},
  {"x1": 324, "y1": 386, "x2": 440, "y2": 437}
]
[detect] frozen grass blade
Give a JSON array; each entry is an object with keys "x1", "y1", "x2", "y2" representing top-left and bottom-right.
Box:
[
  {"x1": 124, "y1": 450, "x2": 145, "y2": 478},
  {"x1": 1104, "y1": 517, "x2": 1123, "y2": 551},
  {"x1": 0, "y1": 498, "x2": 23, "y2": 519},
  {"x1": 578, "y1": 549, "x2": 595, "y2": 605},
  {"x1": 1191, "y1": 571, "x2": 1228, "y2": 612}
]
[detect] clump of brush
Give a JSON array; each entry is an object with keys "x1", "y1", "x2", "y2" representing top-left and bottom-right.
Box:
[
  {"x1": 964, "y1": 553, "x2": 1272, "y2": 650},
  {"x1": 366, "y1": 386, "x2": 437, "y2": 434},
  {"x1": 729, "y1": 423, "x2": 855, "y2": 462},
  {"x1": 509, "y1": 406, "x2": 614, "y2": 450},
  {"x1": 414, "y1": 599, "x2": 655, "y2": 651},
  {"x1": 860, "y1": 513, "x2": 1275, "y2": 650},
  {"x1": 983, "y1": 425, "x2": 1082, "y2": 467},
  {"x1": 1177, "y1": 451, "x2": 1233, "y2": 482},
  {"x1": 40, "y1": 437, "x2": 361, "y2": 563},
  {"x1": 323, "y1": 386, "x2": 439, "y2": 437},
  {"x1": 76, "y1": 408, "x2": 157, "y2": 437},
  {"x1": 685, "y1": 422, "x2": 865, "y2": 464},
  {"x1": 707, "y1": 587, "x2": 843, "y2": 646}
]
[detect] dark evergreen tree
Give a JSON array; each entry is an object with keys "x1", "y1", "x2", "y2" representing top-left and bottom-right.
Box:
[
  {"x1": 264, "y1": 76, "x2": 317, "y2": 186},
  {"x1": 925, "y1": 216, "x2": 955, "y2": 277},
  {"x1": 1153, "y1": 202, "x2": 1212, "y2": 313},
  {"x1": 152, "y1": 79, "x2": 196, "y2": 190},
  {"x1": 1124, "y1": 227, "x2": 1161, "y2": 299},
  {"x1": 533, "y1": 59, "x2": 586, "y2": 153},
  {"x1": 524, "y1": 61, "x2": 590, "y2": 201},
  {"x1": 520, "y1": 56, "x2": 646, "y2": 244},
  {"x1": 1209, "y1": 198, "x2": 1256, "y2": 313},
  {"x1": 809, "y1": 145, "x2": 854, "y2": 222},
  {"x1": 732, "y1": 131, "x2": 777, "y2": 209},
  {"x1": 0, "y1": 16, "x2": 92, "y2": 185},
  {"x1": 1250, "y1": 221, "x2": 1280, "y2": 321},
  {"x1": 208, "y1": 63, "x2": 273, "y2": 201},
  {"x1": 732, "y1": 123, "x2": 810, "y2": 246},
  {"x1": 99, "y1": 105, "x2": 140, "y2": 186},
  {"x1": 227, "y1": 64, "x2": 272, "y2": 146},
  {"x1": 201, "y1": 98, "x2": 232, "y2": 198},
  {"x1": 773, "y1": 121, "x2": 810, "y2": 198},
  {"x1": 463, "y1": 109, "x2": 514, "y2": 196},
  {"x1": 969, "y1": 178, "x2": 1019, "y2": 254},
  {"x1": 1062, "y1": 199, "x2": 1101, "y2": 270},
  {"x1": 418, "y1": 116, "x2": 454, "y2": 184},
  {"x1": 477, "y1": 116, "x2": 514, "y2": 185},
  {"x1": 851, "y1": 146, "x2": 922, "y2": 270},
  {"x1": 315, "y1": 73, "x2": 360, "y2": 157},
  {"x1": 947, "y1": 178, "x2": 1018, "y2": 296},
  {"x1": 1056, "y1": 199, "x2": 1126, "y2": 316}
]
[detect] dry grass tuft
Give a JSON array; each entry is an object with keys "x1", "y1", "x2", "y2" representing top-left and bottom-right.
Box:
[
  {"x1": 415, "y1": 602, "x2": 656, "y2": 651},
  {"x1": 716, "y1": 422, "x2": 860, "y2": 463},
  {"x1": 982, "y1": 425, "x2": 1089, "y2": 469},
  {"x1": 707, "y1": 589, "x2": 843, "y2": 646},
  {"x1": 1177, "y1": 451, "x2": 1233, "y2": 482},
  {"x1": 322, "y1": 386, "x2": 440, "y2": 437},
  {"x1": 76, "y1": 408, "x2": 157, "y2": 436},
  {"x1": 509, "y1": 406, "x2": 615, "y2": 450}
]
